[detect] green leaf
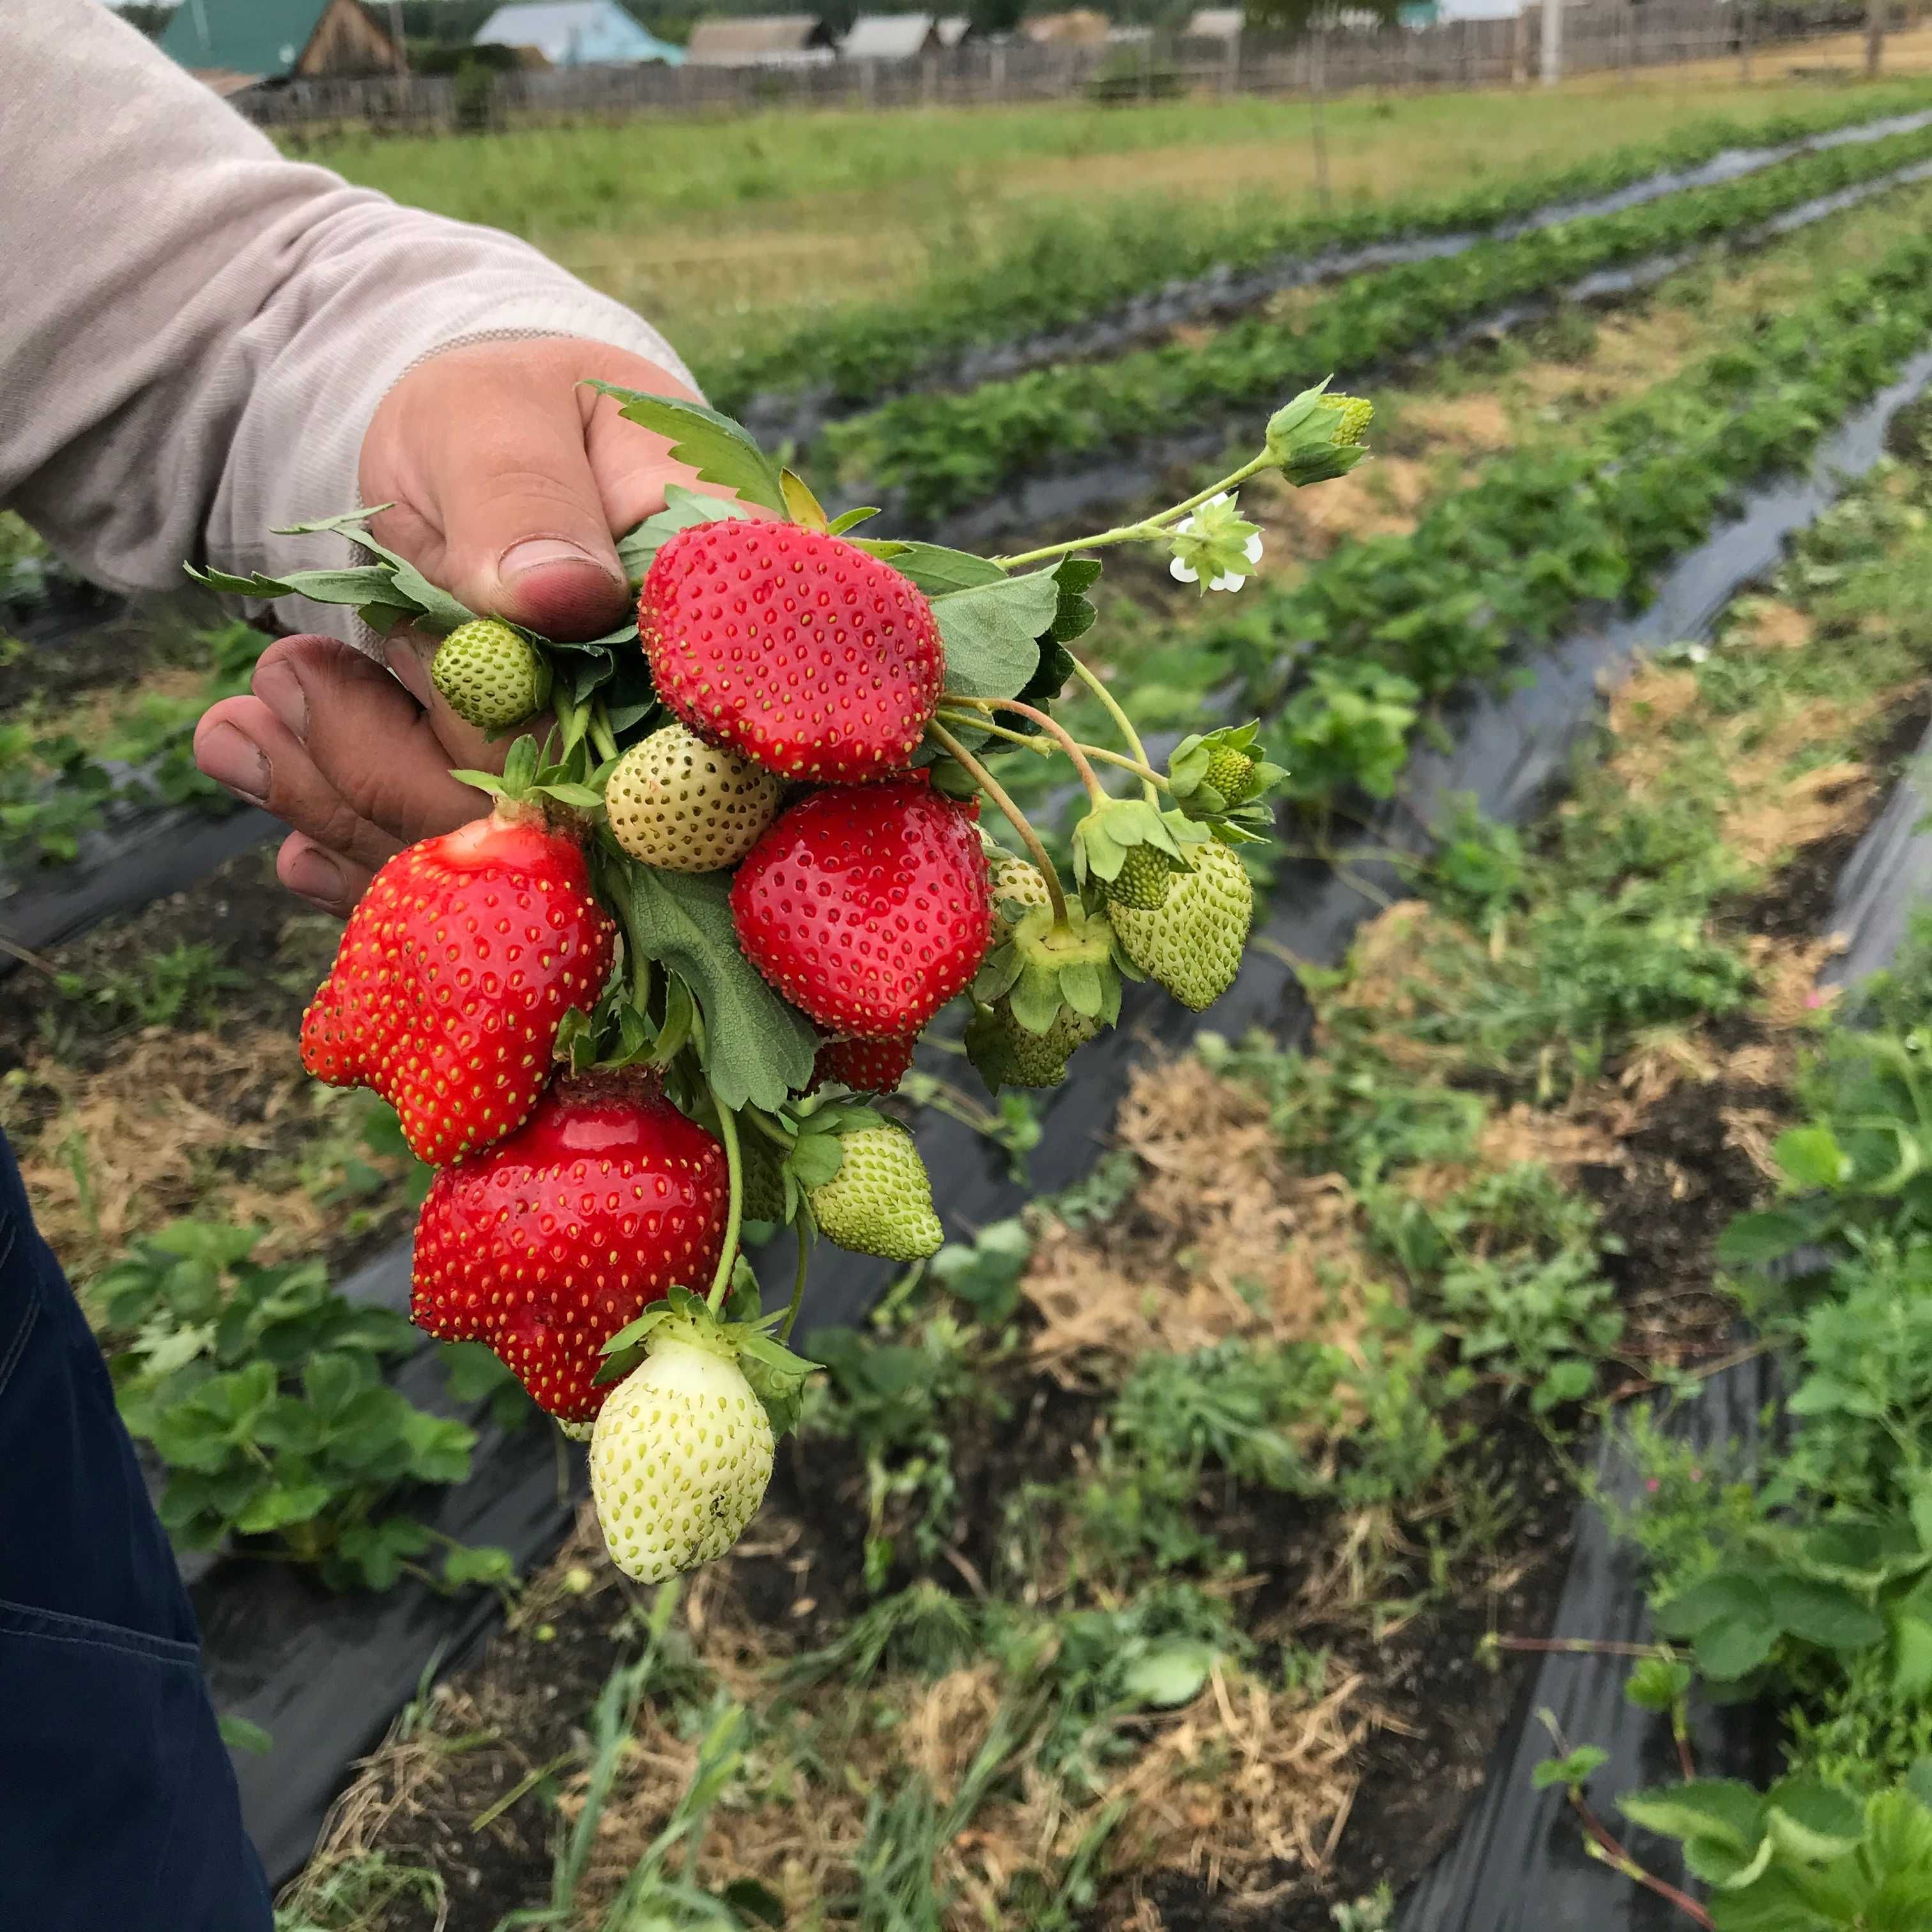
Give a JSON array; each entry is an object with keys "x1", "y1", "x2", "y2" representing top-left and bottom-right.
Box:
[
  {"x1": 866, "y1": 540, "x2": 1007, "y2": 597},
  {"x1": 1715, "y1": 1204, "x2": 1825, "y2": 1269},
  {"x1": 218, "y1": 1714, "x2": 274, "y2": 1756},
  {"x1": 1683, "y1": 1832, "x2": 1775, "y2": 1890},
  {"x1": 231, "y1": 1480, "x2": 334, "y2": 1534},
  {"x1": 617, "y1": 486, "x2": 755, "y2": 578},
  {"x1": 1763, "y1": 1575, "x2": 1885, "y2": 1653},
  {"x1": 1775, "y1": 1124, "x2": 1851, "y2": 1192},
  {"x1": 1696, "y1": 1612, "x2": 1781, "y2": 1682},
  {"x1": 1620, "y1": 1780, "x2": 1769, "y2": 1855},
  {"x1": 441, "y1": 1543, "x2": 515, "y2": 1589},
  {"x1": 586, "y1": 385, "x2": 786, "y2": 514},
  {"x1": 1655, "y1": 1572, "x2": 1770, "y2": 1640},
  {"x1": 606, "y1": 861, "x2": 817, "y2": 1112},
  {"x1": 1896, "y1": 1616, "x2": 1932, "y2": 1701},
  {"x1": 1119, "y1": 1643, "x2": 1215, "y2": 1709},
  {"x1": 930, "y1": 569, "x2": 1062, "y2": 702},
  {"x1": 788, "y1": 1131, "x2": 845, "y2": 1192},
  {"x1": 1049, "y1": 556, "x2": 1102, "y2": 643},
  {"x1": 1531, "y1": 1745, "x2": 1608, "y2": 1791},
  {"x1": 1625, "y1": 1654, "x2": 1694, "y2": 1713},
  {"x1": 1764, "y1": 1778, "x2": 1865, "y2": 1864}
]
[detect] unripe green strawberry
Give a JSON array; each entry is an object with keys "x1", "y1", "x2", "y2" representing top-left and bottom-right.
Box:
[
  {"x1": 1105, "y1": 844, "x2": 1174, "y2": 912},
  {"x1": 986, "y1": 847, "x2": 1052, "y2": 928},
  {"x1": 1202, "y1": 745, "x2": 1257, "y2": 806},
  {"x1": 606, "y1": 723, "x2": 782, "y2": 873},
  {"x1": 808, "y1": 1123, "x2": 942, "y2": 1262},
  {"x1": 1108, "y1": 841, "x2": 1252, "y2": 1011},
  {"x1": 431, "y1": 620, "x2": 550, "y2": 734},
  {"x1": 970, "y1": 1000, "x2": 1100, "y2": 1089},
  {"x1": 590, "y1": 1330, "x2": 774, "y2": 1583},
  {"x1": 739, "y1": 1132, "x2": 789, "y2": 1224}
]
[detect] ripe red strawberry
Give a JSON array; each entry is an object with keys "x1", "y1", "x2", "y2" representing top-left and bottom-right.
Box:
[
  {"x1": 412, "y1": 1075, "x2": 728, "y2": 1422},
  {"x1": 638, "y1": 520, "x2": 945, "y2": 784},
  {"x1": 731, "y1": 776, "x2": 992, "y2": 1039},
  {"x1": 811, "y1": 1032, "x2": 917, "y2": 1094},
  {"x1": 300, "y1": 810, "x2": 616, "y2": 1166}
]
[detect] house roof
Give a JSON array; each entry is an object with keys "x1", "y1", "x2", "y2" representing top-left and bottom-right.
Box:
[
  {"x1": 1021, "y1": 8, "x2": 1109, "y2": 42},
  {"x1": 935, "y1": 14, "x2": 970, "y2": 43},
  {"x1": 158, "y1": 0, "x2": 373, "y2": 80},
  {"x1": 841, "y1": 12, "x2": 935, "y2": 57},
  {"x1": 474, "y1": 1, "x2": 686, "y2": 63},
  {"x1": 685, "y1": 13, "x2": 826, "y2": 60},
  {"x1": 1184, "y1": 7, "x2": 1245, "y2": 36}
]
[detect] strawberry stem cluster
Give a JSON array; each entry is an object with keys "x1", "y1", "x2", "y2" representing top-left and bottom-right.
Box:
[{"x1": 247, "y1": 376, "x2": 1370, "y2": 1583}]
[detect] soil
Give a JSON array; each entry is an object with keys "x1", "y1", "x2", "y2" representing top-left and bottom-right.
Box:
[{"x1": 0, "y1": 586, "x2": 228, "y2": 714}]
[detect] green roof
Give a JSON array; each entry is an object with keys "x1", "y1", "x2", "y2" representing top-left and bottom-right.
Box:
[{"x1": 159, "y1": 0, "x2": 341, "y2": 77}]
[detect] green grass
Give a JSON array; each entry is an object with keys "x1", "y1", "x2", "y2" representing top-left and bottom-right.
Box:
[{"x1": 300, "y1": 70, "x2": 1932, "y2": 398}]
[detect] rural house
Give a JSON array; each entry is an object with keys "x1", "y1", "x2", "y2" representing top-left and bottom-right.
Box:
[
  {"x1": 158, "y1": 0, "x2": 404, "y2": 93},
  {"x1": 473, "y1": 0, "x2": 686, "y2": 65},
  {"x1": 684, "y1": 14, "x2": 837, "y2": 63},
  {"x1": 839, "y1": 13, "x2": 969, "y2": 57}
]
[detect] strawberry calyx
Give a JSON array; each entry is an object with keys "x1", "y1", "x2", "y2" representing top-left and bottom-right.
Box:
[
  {"x1": 594, "y1": 1284, "x2": 817, "y2": 1439},
  {"x1": 1165, "y1": 721, "x2": 1289, "y2": 845},
  {"x1": 450, "y1": 732, "x2": 607, "y2": 838},
  {"x1": 1070, "y1": 795, "x2": 1206, "y2": 901}
]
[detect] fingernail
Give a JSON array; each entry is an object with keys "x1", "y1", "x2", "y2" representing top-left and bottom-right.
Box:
[
  {"x1": 499, "y1": 537, "x2": 621, "y2": 583},
  {"x1": 285, "y1": 845, "x2": 347, "y2": 909},
  {"x1": 197, "y1": 723, "x2": 269, "y2": 806},
  {"x1": 254, "y1": 660, "x2": 307, "y2": 741}
]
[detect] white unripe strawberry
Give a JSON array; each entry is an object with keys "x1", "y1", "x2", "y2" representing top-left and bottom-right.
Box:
[
  {"x1": 589, "y1": 1330, "x2": 774, "y2": 1583},
  {"x1": 606, "y1": 723, "x2": 783, "y2": 873}
]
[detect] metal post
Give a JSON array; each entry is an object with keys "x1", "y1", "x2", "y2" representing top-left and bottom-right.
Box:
[
  {"x1": 1309, "y1": 20, "x2": 1331, "y2": 213},
  {"x1": 1540, "y1": 0, "x2": 1562, "y2": 83}
]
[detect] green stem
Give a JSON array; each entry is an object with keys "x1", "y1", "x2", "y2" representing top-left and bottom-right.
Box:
[
  {"x1": 992, "y1": 454, "x2": 1272, "y2": 572},
  {"x1": 934, "y1": 709, "x2": 1170, "y2": 790},
  {"x1": 1066, "y1": 654, "x2": 1158, "y2": 806},
  {"x1": 956, "y1": 695, "x2": 1107, "y2": 806},
  {"x1": 588, "y1": 702, "x2": 621, "y2": 767},
  {"x1": 705, "y1": 1089, "x2": 744, "y2": 1314},
  {"x1": 926, "y1": 721, "x2": 1069, "y2": 924},
  {"x1": 779, "y1": 1222, "x2": 810, "y2": 1342}
]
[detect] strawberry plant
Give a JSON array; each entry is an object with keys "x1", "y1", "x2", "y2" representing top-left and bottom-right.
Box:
[
  {"x1": 199, "y1": 378, "x2": 1372, "y2": 1584},
  {"x1": 100, "y1": 1220, "x2": 516, "y2": 1591},
  {"x1": 704, "y1": 85, "x2": 1932, "y2": 414},
  {"x1": 825, "y1": 121, "x2": 1932, "y2": 522}
]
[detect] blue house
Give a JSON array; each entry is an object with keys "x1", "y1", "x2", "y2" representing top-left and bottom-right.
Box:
[{"x1": 474, "y1": 1, "x2": 687, "y2": 65}]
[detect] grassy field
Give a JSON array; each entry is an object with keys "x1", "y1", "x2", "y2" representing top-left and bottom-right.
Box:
[{"x1": 302, "y1": 39, "x2": 1932, "y2": 383}]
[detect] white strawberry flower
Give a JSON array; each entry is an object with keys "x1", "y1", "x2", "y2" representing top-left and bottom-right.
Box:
[{"x1": 1167, "y1": 492, "x2": 1265, "y2": 594}]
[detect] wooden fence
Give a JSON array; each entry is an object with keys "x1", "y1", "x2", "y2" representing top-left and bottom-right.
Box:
[{"x1": 245, "y1": 4, "x2": 1883, "y2": 135}]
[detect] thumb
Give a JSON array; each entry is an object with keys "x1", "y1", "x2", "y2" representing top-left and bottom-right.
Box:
[{"x1": 404, "y1": 376, "x2": 630, "y2": 642}]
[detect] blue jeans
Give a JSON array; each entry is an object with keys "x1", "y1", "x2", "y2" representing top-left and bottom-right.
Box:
[{"x1": 0, "y1": 1130, "x2": 272, "y2": 1929}]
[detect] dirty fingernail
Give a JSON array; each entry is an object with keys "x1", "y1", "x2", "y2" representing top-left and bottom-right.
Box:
[
  {"x1": 197, "y1": 723, "x2": 270, "y2": 806},
  {"x1": 284, "y1": 845, "x2": 348, "y2": 908}
]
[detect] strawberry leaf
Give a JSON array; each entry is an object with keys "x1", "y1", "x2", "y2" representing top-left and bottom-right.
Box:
[
  {"x1": 779, "y1": 468, "x2": 830, "y2": 532},
  {"x1": 602, "y1": 859, "x2": 818, "y2": 1112},
  {"x1": 586, "y1": 385, "x2": 787, "y2": 515},
  {"x1": 185, "y1": 562, "x2": 401, "y2": 606},
  {"x1": 617, "y1": 484, "x2": 757, "y2": 579},
  {"x1": 931, "y1": 569, "x2": 1062, "y2": 702},
  {"x1": 871, "y1": 542, "x2": 1008, "y2": 597}
]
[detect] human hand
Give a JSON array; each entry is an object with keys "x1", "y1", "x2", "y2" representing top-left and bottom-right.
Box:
[{"x1": 192, "y1": 337, "x2": 714, "y2": 917}]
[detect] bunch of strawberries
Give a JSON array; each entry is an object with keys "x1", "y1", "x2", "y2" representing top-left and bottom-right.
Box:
[{"x1": 218, "y1": 382, "x2": 1370, "y2": 1582}]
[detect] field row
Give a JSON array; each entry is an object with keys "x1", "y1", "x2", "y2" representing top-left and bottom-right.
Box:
[{"x1": 826, "y1": 119, "x2": 1932, "y2": 522}]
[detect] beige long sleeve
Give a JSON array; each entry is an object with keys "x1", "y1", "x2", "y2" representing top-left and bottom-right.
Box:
[{"x1": 1, "y1": 0, "x2": 691, "y2": 640}]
